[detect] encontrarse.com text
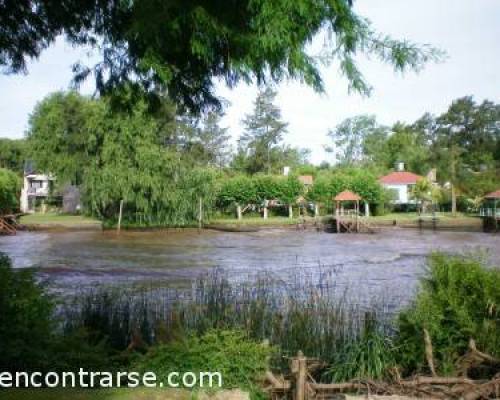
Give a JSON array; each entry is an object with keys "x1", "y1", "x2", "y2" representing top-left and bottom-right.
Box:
[{"x1": 0, "y1": 370, "x2": 222, "y2": 389}]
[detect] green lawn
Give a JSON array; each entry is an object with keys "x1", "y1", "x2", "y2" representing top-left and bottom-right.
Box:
[
  {"x1": 0, "y1": 388, "x2": 194, "y2": 400},
  {"x1": 208, "y1": 216, "x2": 299, "y2": 226},
  {"x1": 20, "y1": 213, "x2": 101, "y2": 227}
]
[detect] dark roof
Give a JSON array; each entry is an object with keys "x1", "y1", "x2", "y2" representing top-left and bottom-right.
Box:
[
  {"x1": 334, "y1": 190, "x2": 362, "y2": 201},
  {"x1": 379, "y1": 171, "x2": 423, "y2": 185}
]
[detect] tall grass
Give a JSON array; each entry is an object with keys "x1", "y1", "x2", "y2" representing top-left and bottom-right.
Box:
[{"x1": 61, "y1": 268, "x2": 394, "y2": 377}]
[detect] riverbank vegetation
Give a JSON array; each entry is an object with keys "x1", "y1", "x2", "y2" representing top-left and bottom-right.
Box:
[
  {"x1": 0, "y1": 88, "x2": 495, "y2": 227},
  {"x1": 1, "y1": 251, "x2": 498, "y2": 396},
  {"x1": 0, "y1": 168, "x2": 20, "y2": 214}
]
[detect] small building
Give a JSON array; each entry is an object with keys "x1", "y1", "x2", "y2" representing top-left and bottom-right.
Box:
[
  {"x1": 379, "y1": 163, "x2": 424, "y2": 204},
  {"x1": 298, "y1": 175, "x2": 314, "y2": 187},
  {"x1": 20, "y1": 172, "x2": 56, "y2": 213}
]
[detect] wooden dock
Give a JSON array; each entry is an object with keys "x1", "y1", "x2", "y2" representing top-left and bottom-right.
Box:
[
  {"x1": 334, "y1": 212, "x2": 376, "y2": 233},
  {"x1": 0, "y1": 215, "x2": 18, "y2": 235}
]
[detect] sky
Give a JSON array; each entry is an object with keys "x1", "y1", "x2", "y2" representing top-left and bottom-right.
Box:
[{"x1": 1, "y1": 0, "x2": 500, "y2": 164}]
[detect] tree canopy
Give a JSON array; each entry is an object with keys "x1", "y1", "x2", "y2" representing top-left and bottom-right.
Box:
[
  {"x1": 27, "y1": 91, "x2": 220, "y2": 226},
  {"x1": 0, "y1": 168, "x2": 20, "y2": 214},
  {"x1": 1, "y1": 0, "x2": 442, "y2": 112}
]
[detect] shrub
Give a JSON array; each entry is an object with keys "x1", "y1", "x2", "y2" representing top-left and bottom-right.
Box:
[
  {"x1": 135, "y1": 330, "x2": 274, "y2": 393},
  {"x1": 326, "y1": 315, "x2": 397, "y2": 382},
  {"x1": 0, "y1": 253, "x2": 55, "y2": 371},
  {"x1": 396, "y1": 253, "x2": 500, "y2": 375},
  {"x1": 0, "y1": 168, "x2": 21, "y2": 214}
]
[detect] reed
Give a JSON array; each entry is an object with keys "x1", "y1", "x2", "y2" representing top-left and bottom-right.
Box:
[{"x1": 61, "y1": 268, "x2": 393, "y2": 376}]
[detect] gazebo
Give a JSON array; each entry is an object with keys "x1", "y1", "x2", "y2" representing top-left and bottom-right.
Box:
[
  {"x1": 481, "y1": 190, "x2": 500, "y2": 232},
  {"x1": 482, "y1": 190, "x2": 500, "y2": 216},
  {"x1": 334, "y1": 190, "x2": 362, "y2": 215},
  {"x1": 333, "y1": 190, "x2": 362, "y2": 232}
]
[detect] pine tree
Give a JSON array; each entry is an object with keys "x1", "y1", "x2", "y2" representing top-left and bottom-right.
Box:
[{"x1": 239, "y1": 87, "x2": 288, "y2": 174}]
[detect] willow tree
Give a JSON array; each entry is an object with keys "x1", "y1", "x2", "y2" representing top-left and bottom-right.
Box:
[
  {"x1": 2, "y1": 1, "x2": 442, "y2": 112},
  {"x1": 27, "y1": 91, "x2": 219, "y2": 226}
]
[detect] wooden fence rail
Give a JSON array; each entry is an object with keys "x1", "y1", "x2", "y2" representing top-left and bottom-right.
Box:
[{"x1": 264, "y1": 350, "x2": 500, "y2": 400}]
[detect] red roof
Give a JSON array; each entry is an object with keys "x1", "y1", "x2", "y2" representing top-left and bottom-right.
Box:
[
  {"x1": 485, "y1": 189, "x2": 500, "y2": 199},
  {"x1": 379, "y1": 171, "x2": 423, "y2": 185},
  {"x1": 334, "y1": 190, "x2": 362, "y2": 201}
]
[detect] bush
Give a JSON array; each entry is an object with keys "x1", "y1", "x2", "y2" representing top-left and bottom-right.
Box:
[
  {"x1": 396, "y1": 253, "x2": 500, "y2": 375},
  {"x1": 135, "y1": 330, "x2": 274, "y2": 393},
  {"x1": 0, "y1": 253, "x2": 55, "y2": 371},
  {"x1": 0, "y1": 168, "x2": 21, "y2": 214},
  {"x1": 326, "y1": 315, "x2": 397, "y2": 382}
]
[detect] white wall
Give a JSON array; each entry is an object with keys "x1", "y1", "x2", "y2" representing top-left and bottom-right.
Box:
[{"x1": 383, "y1": 184, "x2": 415, "y2": 204}]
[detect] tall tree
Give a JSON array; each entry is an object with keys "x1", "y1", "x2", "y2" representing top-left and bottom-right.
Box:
[
  {"x1": 0, "y1": 139, "x2": 26, "y2": 174},
  {"x1": 0, "y1": 1, "x2": 442, "y2": 112},
  {"x1": 431, "y1": 97, "x2": 500, "y2": 214},
  {"x1": 326, "y1": 115, "x2": 387, "y2": 166},
  {"x1": 239, "y1": 87, "x2": 288, "y2": 174}
]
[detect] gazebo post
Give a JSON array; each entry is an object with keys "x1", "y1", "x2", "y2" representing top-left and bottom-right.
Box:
[
  {"x1": 336, "y1": 201, "x2": 340, "y2": 233},
  {"x1": 356, "y1": 199, "x2": 359, "y2": 232}
]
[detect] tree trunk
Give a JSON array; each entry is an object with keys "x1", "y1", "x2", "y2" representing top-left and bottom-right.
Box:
[
  {"x1": 288, "y1": 204, "x2": 293, "y2": 219},
  {"x1": 451, "y1": 184, "x2": 457, "y2": 216},
  {"x1": 263, "y1": 203, "x2": 268, "y2": 219},
  {"x1": 314, "y1": 204, "x2": 319, "y2": 218},
  {"x1": 236, "y1": 204, "x2": 242, "y2": 220},
  {"x1": 364, "y1": 202, "x2": 370, "y2": 217}
]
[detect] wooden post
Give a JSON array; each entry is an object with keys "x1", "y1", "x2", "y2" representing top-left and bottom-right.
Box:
[
  {"x1": 198, "y1": 197, "x2": 203, "y2": 230},
  {"x1": 117, "y1": 199, "x2": 123, "y2": 233},
  {"x1": 294, "y1": 351, "x2": 307, "y2": 400},
  {"x1": 356, "y1": 200, "x2": 359, "y2": 232},
  {"x1": 236, "y1": 204, "x2": 242, "y2": 220},
  {"x1": 336, "y1": 201, "x2": 340, "y2": 233},
  {"x1": 263, "y1": 200, "x2": 268, "y2": 219}
]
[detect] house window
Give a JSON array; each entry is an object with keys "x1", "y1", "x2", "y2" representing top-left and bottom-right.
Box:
[{"x1": 30, "y1": 180, "x2": 43, "y2": 189}]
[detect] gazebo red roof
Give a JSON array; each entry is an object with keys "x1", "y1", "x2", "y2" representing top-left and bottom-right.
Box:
[
  {"x1": 334, "y1": 190, "x2": 362, "y2": 201},
  {"x1": 379, "y1": 171, "x2": 423, "y2": 185},
  {"x1": 485, "y1": 189, "x2": 500, "y2": 199}
]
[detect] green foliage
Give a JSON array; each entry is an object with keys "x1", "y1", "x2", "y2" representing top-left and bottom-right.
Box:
[
  {"x1": 0, "y1": 253, "x2": 55, "y2": 372},
  {"x1": 1, "y1": 1, "x2": 442, "y2": 111},
  {"x1": 397, "y1": 253, "x2": 500, "y2": 375},
  {"x1": 0, "y1": 168, "x2": 21, "y2": 213},
  {"x1": 28, "y1": 91, "x2": 220, "y2": 227},
  {"x1": 326, "y1": 318, "x2": 396, "y2": 382},
  {"x1": 277, "y1": 175, "x2": 304, "y2": 204},
  {"x1": 217, "y1": 175, "x2": 257, "y2": 207},
  {"x1": 0, "y1": 138, "x2": 26, "y2": 173},
  {"x1": 307, "y1": 168, "x2": 382, "y2": 205},
  {"x1": 135, "y1": 330, "x2": 274, "y2": 392},
  {"x1": 326, "y1": 115, "x2": 388, "y2": 166},
  {"x1": 235, "y1": 87, "x2": 309, "y2": 174}
]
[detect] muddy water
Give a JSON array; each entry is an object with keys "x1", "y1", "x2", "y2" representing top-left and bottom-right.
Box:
[{"x1": 0, "y1": 228, "x2": 498, "y2": 304}]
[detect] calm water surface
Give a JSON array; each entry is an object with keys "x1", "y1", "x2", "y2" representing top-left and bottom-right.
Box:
[{"x1": 0, "y1": 228, "x2": 498, "y2": 304}]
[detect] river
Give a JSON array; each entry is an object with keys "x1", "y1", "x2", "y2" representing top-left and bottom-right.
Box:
[{"x1": 0, "y1": 228, "x2": 498, "y2": 305}]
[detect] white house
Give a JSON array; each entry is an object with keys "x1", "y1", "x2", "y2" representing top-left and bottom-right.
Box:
[
  {"x1": 379, "y1": 170, "x2": 424, "y2": 204},
  {"x1": 20, "y1": 173, "x2": 55, "y2": 213}
]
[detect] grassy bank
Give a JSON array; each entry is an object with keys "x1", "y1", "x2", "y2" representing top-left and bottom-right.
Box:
[
  {"x1": 208, "y1": 216, "x2": 299, "y2": 227},
  {"x1": 20, "y1": 213, "x2": 102, "y2": 229}
]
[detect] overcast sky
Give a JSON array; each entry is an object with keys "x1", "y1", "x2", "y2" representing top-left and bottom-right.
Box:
[{"x1": 1, "y1": 0, "x2": 499, "y2": 164}]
